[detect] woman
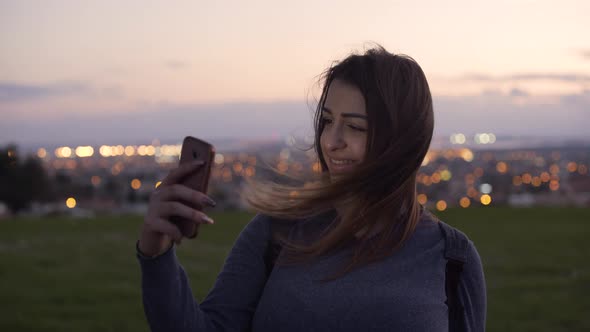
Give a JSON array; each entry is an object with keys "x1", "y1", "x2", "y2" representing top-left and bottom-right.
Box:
[{"x1": 136, "y1": 45, "x2": 487, "y2": 331}]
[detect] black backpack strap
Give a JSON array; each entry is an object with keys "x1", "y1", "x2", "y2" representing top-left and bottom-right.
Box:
[{"x1": 437, "y1": 219, "x2": 469, "y2": 332}]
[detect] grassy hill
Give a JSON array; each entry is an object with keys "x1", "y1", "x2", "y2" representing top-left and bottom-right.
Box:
[{"x1": 0, "y1": 207, "x2": 588, "y2": 331}]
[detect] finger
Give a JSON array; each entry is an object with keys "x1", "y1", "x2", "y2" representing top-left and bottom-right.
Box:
[
  {"x1": 171, "y1": 216, "x2": 199, "y2": 239},
  {"x1": 151, "y1": 218, "x2": 184, "y2": 243},
  {"x1": 161, "y1": 160, "x2": 205, "y2": 186},
  {"x1": 157, "y1": 184, "x2": 216, "y2": 209},
  {"x1": 160, "y1": 201, "x2": 215, "y2": 224}
]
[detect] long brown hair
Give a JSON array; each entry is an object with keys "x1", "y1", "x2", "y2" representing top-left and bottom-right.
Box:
[{"x1": 245, "y1": 45, "x2": 434, "y2": 281}]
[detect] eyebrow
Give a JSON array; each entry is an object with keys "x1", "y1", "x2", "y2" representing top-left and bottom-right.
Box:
[{"x1": 322, "y1": 106, "x2": 367, "y2": 120}]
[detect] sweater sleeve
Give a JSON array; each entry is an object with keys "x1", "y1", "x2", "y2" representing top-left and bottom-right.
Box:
[
  {"x1": 459, "y1": 240, "x2": 487, "y2": 332},
  {"x1": 136, "y1": 214, "x2": 273, "y2": 332}
]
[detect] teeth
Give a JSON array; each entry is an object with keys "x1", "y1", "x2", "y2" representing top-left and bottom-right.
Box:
[{"x1": 330, "y1": 158, "x2": 354, "y2": 165}]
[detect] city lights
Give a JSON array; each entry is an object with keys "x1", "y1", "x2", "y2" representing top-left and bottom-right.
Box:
[
  {"x1": 496, "y1": 161, "x2": 508, "y2": 174},
  {"x1": 459, "y1": 197, "x2": 471, "y2": 208},
  {"x1": 459, "y1": 149, "x2": 474, "y2": 162},
  {"x1": 233, "y1": 162, "x2": 244, "y2": 174},
  {"x1": 450, "y1": 133, "x2": 466, "y2": 145},
  {"x1": 417, "y1": 194, "x2": 427, "y2": 205},
  {"x1": 465, "y1": 173, "x2": 475, "y2": 185},
  {"x1": 244, "y1": 166, "x2": 256, "y2": 177},
  {"x1": 66, "y1": 197, "x2": 77, "y2": 209},
  {"x1": 131, "y1": 179, "x2": 142, "y2": 190},
  {"x1": 37, "y1": 148, "x2": 47, "y2": 159},
  {"x1": 137, "y1": 145, "x2": 147, "y2": 156},
  {"x1": 567, "y1": 162, "x2": 577, "y2": 173},
  {"x1": 146, "y1": 145, "x2": 156, "y2": 156},
  {"x1": 474, "y1": 133, "x2": 496, "y2": 145},
  {"x1": 312, "y1": 161, "x2": 321, "y2": 173},
  {"x1": 75, "y1": 146, "x2": 94, "y2": 158},
  {"x1": 479, "y1": 183, "x2": 492, "y2": 194},
  {"x1": 55, "y1": 146, "x2": 72, "y2": 158},
  {"x1": 21, "y1": 137, "x2": 590, "y2": 212},
  {"x1": 214, "y1": 153, "x2": 225, "y2": 165},
  {"x1": 474, "y1": 167, "x2": 484, "y2": 177},
  {"x1": 125, "y1": 146, "x2": 135, "y2": 156},
  {"x1": 522, "y1": 173, "x2": 532, "y2": 184},
  {"x1": 91, "y1": 176, "x2": 101, "y2": 186},
  {"x1": 440, "y1": 170, "x2": 452, "y2": 181},
  {"x1": 480, "y1": 194, "x2": 492, "y2": 205},
  {"x1": 99, "y1": 145, "x2": 112, "y2": 157},
  {"x1": 431, "y1": 172, "x2": 441, "y2": 183}
]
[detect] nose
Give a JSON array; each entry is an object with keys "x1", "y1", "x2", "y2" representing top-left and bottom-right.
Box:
[{"x1": 323, "y1": 126, "x2": 346, "y2": 151}]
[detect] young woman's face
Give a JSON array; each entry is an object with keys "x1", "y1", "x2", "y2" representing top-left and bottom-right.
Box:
[{"x1": 320, "y1": 79, "x2": 368, "y2": 178}]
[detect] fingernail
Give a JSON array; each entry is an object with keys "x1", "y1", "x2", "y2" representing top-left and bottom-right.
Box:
[
  {"x1": 206, "y1": 197, "x2": 217, "y2": 207},
  {"x1": 203, "y1": 216, "x2": 215, "y2": 224}
]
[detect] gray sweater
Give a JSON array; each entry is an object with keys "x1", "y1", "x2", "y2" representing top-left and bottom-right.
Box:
[{"x1": 137, "y1": 212, "x2": 486, "y2": 331}]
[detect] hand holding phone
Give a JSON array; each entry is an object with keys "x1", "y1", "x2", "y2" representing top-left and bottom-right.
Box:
[
  {"x1": 171, "y1": 136, "x2": 215, "y2": 238},
  {"x1": 138, "y1": 136, "x2": 216, "y2": 257}
]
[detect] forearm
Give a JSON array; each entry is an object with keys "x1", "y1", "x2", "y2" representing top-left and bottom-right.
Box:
[{"x1": 137, "y1": 241, "x2": 210, "y2": 332}]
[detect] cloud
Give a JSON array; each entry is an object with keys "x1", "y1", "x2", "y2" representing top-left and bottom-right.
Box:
[
  {"x1": 0, "y1": 100, "x2": 315, "y2": 146},
  {"x1": 2, "y1": 89, "x2": 589, "y2": 148},
  {"x1": 560, "y1": 89, "x2": 590, "y2": 107},
  {"x1": 0, "y1": 81, "x2": 89, "y2": 102},
  {"x1": 432, "y1": 90, "x2": 590, "y2": 138},
  {"x1": 165, "y1": 60, "x2": 190, "y2": 70},
  {"x1": 509, "y1": 88, "x2": 529, "y2": 97},
  {"x1": 461, "y1": 72, "x2": 590, "y2": 83},
  {"x1": 0, "y1": 80, "x2": 125, "y2": 103}
]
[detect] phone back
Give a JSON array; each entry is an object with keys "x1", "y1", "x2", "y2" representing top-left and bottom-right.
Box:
[
  {"x1": 178, "y1": 136, "x2": 215, "y2": 193},
  {"x1": 173, "y1": 136, "x2": 215, "y2": 238}
]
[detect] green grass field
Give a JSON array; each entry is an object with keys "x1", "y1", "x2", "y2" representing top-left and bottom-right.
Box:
[{"x1": 0, "y1": 208, "x2": 588, "y2": 331}]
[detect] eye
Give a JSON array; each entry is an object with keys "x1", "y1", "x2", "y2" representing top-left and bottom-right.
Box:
[
  {"x1": 321, "y1": 117, "x2": 333, "y2": 125},
  {"x1": 348, "y1": 125, "x2": 367, "y2": 132}
]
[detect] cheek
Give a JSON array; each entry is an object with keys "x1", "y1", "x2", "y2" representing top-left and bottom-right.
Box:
[
  {"x1": 319, "y1": 132, "x2": 327, "y2": 156},
  {"x1": 355, "y1": 136, "x2": 367, "y2": 161}
]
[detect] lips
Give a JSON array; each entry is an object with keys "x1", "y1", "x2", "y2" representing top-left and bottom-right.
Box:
[
  {"x1": 330, "y1": 158, "x2": 354, "y2": 165},
  {"x1": 326, "y1": 157, "x2": 358, "y2": 173}
]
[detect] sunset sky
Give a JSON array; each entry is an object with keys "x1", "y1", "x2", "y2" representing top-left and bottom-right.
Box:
[{"x1": 1, "y1": 0, "x2": 589, "y2": 147}]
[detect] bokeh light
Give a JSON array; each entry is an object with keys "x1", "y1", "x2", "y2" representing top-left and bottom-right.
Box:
[
  {"x1": 131, "y1": 179, "x2": 141, "y2": 190},
  {"x1": 37, "y1": 148, "x2": 47, "y2": 159},
  {"x1": 66, "y1": 197, "x2": 76, "y2": 209},
  {"x1": 436, "y1": 200, "x2": 447, "y2": 211},
  {"x1": 480, "y1": 194, "x2": 492, "y2": 205},
  {"x1": 417, "y1": 194, "x2": 427, "y2": 205},
  {"x1": 459, "y1": 197, "x2": 471, "y2": 208}
]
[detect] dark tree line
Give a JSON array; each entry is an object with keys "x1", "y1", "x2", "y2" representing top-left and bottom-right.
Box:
[{"x1": 0, "y1": 145, "x2": 51, "y2": 213}]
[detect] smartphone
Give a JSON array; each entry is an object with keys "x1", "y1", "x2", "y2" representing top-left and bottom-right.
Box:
[{"x1": 171, "y1": 136, "x2": 215, "y2": 238}]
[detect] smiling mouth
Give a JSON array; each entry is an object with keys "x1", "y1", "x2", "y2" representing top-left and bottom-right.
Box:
[{"x1": 329, "y1": 158, "x2": 356, "y2": 165}]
